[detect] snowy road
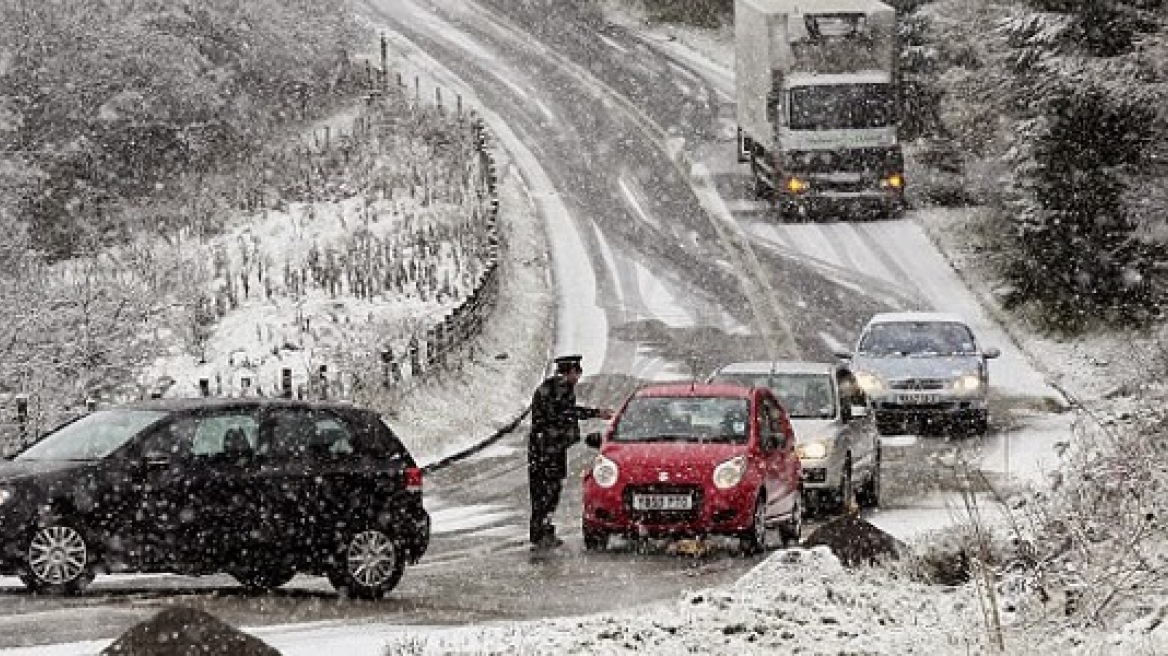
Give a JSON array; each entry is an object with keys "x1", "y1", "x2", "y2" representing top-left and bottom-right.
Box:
[{"x1": 0, "y1": 0, "x2": 1073, "y2": 651}]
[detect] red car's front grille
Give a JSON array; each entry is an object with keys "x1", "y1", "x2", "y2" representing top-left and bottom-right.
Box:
[{"x1": 623, "y1": 484, "x2": 704, "y2": 522}]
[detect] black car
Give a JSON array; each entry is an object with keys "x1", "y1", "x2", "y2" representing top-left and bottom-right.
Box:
[{"x1": 0, "y1": 397, "x2": 430, "y2": 598}]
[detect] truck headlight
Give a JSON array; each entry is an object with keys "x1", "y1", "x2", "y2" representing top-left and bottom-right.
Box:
[
  {"x1": 713, "y1": 455, "x2": 748, "y2": 490},
  {"x1": 592, "y1": 455, "x2": 619, "y2": 488},
  {"x1": 797, "y1": 442, "x2": 830, "y2": 460},
  {"x1": 954, "y1": 374, "x2": 982, "y2": 392},
  {"x1": 786, "y1": 177, "x2": 810, "y2": 193},
  {"x1": 882, "y1": 173, "x2": 904, "y2": 189},
  {"x1": 854, "y1": 372, "x2": 885, "y2": 393}
]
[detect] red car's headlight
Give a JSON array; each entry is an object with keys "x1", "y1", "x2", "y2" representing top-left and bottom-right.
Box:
[
  {"x1": 713, "y1": 455, "x2": 748, "y2": 490},
  {"x1": 592, "y1": 454, "x2": 619, "y2": 488}
]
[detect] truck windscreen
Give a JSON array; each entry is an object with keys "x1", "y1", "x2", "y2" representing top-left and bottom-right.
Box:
[{"x1": 789, "y1": 84, "x2": 896, "y2": 130}]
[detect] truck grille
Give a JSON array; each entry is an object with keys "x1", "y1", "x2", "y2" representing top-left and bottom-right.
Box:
[{"x1": 889, "y1": 378, "x2": 947, "y2": 390}]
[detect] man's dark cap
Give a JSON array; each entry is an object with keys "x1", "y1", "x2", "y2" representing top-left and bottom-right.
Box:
[{"x1": 554, "y1": 354, "x2": 584, "y2": 373}]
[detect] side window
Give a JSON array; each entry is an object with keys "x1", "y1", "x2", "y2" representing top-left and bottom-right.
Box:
[
  {"x1": 837, "y1": 371, "x2": 865, "y2": 417},
  {"x1": 760, "y1": 398, "x2": 788, "y2": 452},
  {"x1": 189, "y1": 413, "x2": 260, "y2": 457},
  {"x1": 257, "y1": 409, "x2": 318, "y2": 458},
  {"x1": 310, "y1": 416, "x2": 354, "y2": 456},
  {"x1": 139, "y1": 419, "x2": 195, "y2": 460},
  {"x1": 256, "y1": 409, "x2": 359, "y2": 460},
  {"x1": 758, "y1": 401, "x2": 775, "y2": 452}
]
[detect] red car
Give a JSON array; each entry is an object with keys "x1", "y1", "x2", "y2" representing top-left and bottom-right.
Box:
[{"x1": 582, "y1": 383, "x2": 802, "y2": 552}]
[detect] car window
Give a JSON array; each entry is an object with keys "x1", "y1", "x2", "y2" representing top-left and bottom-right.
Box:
[
  {"x1": 711, "y1": 372, "x2": 836, "y2": 420},
  {"x1": 858, "y1": 321, "x2": 977, "y2": 356},
  {"x1": 758, "y1": 400, "x2": 779, "y2": 451},
  {"x1": 188, "y1": 413, "x2": 260, "y2": 457},
  {"x1": 257, "y1": 408, "x2": 319, "y2": 458},
  {"x1": 256, "y1": 408, "x2": 370, "y2": 459},
  {"x1": 612, "y1": 397, "x2": 750, "y2": 444},
  {"x1": 17, "y1": 409, "x2": 168, "y2": 461}
]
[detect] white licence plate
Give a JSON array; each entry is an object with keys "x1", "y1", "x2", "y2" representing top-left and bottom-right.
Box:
[
  {"x1": 896, "y1": 393, "x2": 940, "y2": 404},
  {"x1": 632, "y1": 494, "x2": 693, "y2": 511}
]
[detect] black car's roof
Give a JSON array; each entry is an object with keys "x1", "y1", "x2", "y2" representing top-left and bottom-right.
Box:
[{"x1": 112, "y1": 396, "x2": 372, "y2": 416}]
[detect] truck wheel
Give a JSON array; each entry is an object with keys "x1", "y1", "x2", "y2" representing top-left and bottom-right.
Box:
[{"x1": 749, "y1": 152, "x2": 772, "y2": 200}]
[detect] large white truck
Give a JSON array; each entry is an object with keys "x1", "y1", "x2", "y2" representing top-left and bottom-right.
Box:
[{"x1": 735, "y1": 0, "x2": 905, "y2": 219}]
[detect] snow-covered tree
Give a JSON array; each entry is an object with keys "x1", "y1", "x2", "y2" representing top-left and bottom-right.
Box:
[{"x1": 992, "y1": 0, "x2": 1168, "y2": 333}]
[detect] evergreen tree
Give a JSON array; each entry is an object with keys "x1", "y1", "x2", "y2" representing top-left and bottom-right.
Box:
[{"x1": 995, "y1": 0, "x2": 1168, "y2": 333}]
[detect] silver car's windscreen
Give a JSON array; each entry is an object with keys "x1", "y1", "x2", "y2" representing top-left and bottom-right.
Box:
[
  {"x1": 16, "y1": 409, "x2": 167, "y2": 461},
  {"x1": 711, "y1": 373, "x2": 836, "y2": 420},
  {"x1": 612, "y1": 397, "x2": 750, "y2": 444},
  {"x1": 858, "y1": 322, "x2": 977, "y2": 357}
]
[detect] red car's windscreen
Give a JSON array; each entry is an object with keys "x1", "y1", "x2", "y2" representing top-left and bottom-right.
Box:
[{"x1": 611, "y1": 397, "x2": 750, "y2": 444}]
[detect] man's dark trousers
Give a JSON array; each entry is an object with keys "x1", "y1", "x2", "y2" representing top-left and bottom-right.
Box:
[{"x1": 529, "y1": 472, "x2": 563, "y2": 544}]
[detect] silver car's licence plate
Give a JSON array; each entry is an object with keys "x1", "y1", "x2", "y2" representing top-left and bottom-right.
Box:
[
  {"x1": 896, "y1": 393, "x2": 941, "y2": 404},
  {"x1": 632, "y1": 494, "x2": 693, "y2": 511}
]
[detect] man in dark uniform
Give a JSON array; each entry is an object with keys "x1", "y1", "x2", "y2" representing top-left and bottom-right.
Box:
[{"x1": 528, "y1": 354, "x2": 613, "y2": 548}]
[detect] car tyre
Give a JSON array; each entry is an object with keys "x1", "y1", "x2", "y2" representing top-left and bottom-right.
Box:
[
  {"x1": 835, "y1": 459, "x2": 856, "y2": 515},
  {"x1": 231, "y1": 567, "x2": 296, "y2": 592},
  {"x1": 856, "y1": 449, "x2": 882, "y2": 509},
  {"x1": 582, "y1": 526, "x2": 609, "y2": 551},
  {"x1": 750, "y1": 150, "x2": 772, "y2": 200},
  {"x1": 778, "y1": 491, "x2": 802, "y2": 548},
  {"x1": 739, "y1": 495, "x2": 768, "y2": 555},
  {"x1": 22, "y1": 517, "x2": 96, "y2": 596},
  {"x1": 328, "y1": 528, "x2": 405, "y2": 600}
]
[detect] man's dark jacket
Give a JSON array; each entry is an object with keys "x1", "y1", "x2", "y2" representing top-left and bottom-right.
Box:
[{"x1": 528, "y1": 375, "x2": 601, "y2": 479}]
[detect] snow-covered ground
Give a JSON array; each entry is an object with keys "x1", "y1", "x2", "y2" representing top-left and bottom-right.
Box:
[{"x1": 5, "y1": 5, "x2": 1166, "y2": 656}]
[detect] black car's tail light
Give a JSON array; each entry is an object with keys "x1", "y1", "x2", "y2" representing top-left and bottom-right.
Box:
[{"x1": 404, "y1": 467, "x2": 423, "y2": 493}]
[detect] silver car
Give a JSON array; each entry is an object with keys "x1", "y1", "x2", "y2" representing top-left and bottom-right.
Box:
[
  {"x1": 843, "y1": 312, "x2": 1000, "y2": 436},
  {"x1": 708, "y1": 361, "x2": 881, "y2": 515}
]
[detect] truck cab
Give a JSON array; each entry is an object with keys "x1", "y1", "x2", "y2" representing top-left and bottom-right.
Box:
[{"x1": 735, "y1": 0, "x2": 906, "y2": 220}]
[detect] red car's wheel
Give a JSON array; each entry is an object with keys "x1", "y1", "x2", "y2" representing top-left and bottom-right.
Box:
[{"x1": 739, "y1": 495, "x2": 768, "y2": 555}]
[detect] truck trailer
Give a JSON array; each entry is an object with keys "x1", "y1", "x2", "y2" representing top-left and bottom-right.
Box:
[{"x1": 735, "y1": 0, "x2": 905, "y2": 219}]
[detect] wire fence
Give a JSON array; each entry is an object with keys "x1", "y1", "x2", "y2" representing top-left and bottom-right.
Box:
[{"x1": 0, "y1": 52, "x2": 507, "y2": 453}]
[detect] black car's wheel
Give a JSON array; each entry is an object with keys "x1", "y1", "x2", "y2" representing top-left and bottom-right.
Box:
[
  {"x1": 231, "y1": 567, "x2": 296, "y2": 592},
  {"x1": 779, "y1": 492, "x2": 803, "y2": 548},
  {"x1": 328, "y1": 528, "x2": 405, "y2": 600},
  {"x1": 857, "y1": 450, "x2": 882, "y2": 509},
  {"x1": 582, "y1": 526, "x2": 609, "y2": 551},
  {"x1": 22, "y1": 519, "x2": 96, "y2": 595},
  {"x1": 739, "y1": 494, "x2": 768, "y2": 555}
]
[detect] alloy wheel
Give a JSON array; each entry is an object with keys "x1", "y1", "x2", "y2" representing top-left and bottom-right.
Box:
[
  {"x1": 28, "y1": 525, "x2": 88, "y2": 586},
  {"x1": 346, "y1": 530, "x2": 399, "y2": 588}
]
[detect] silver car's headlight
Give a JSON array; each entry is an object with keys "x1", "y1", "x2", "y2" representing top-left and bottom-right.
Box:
[
  {"x1": 953, "y1": 374, "x2": 982, "y2": 392},
  {"x1": 592, "y1": 455, "x2": 619, "y2": 488},
  {"x1": 797, "y1": 442, "x2": 830, "y2": 460},
  {"x1": 854, "y1": 372, "x2": 885, "y2": 393},
  {"x1": 0, "y1": 488, "x2": 12, "y2": 507},
  {"x1": 713, "y1": 455, "x2": 748, "y2": 490}
]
